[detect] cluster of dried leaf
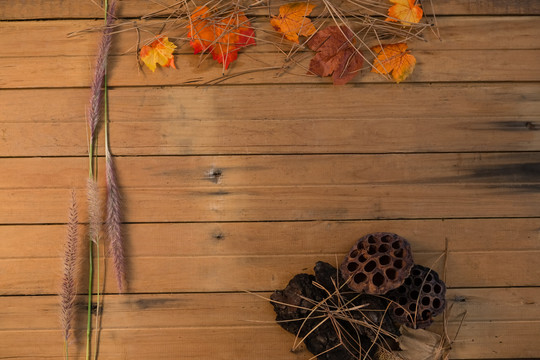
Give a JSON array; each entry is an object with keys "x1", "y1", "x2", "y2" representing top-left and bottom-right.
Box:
[{"x1": 138, "y1": 0, "x2": 433, "y2": 84}]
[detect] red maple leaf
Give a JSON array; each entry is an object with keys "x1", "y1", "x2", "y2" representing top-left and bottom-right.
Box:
[{"x1": 187, "y1": 6, "x2": 256, "y2": 70}]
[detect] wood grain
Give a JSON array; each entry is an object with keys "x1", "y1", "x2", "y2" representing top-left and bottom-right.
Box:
[
  {"x1": 4, "y1": 249, "x2": 540, "y2": 294},
  {"x1": 2, "y1": 218, "x2": 539, "y2": 260},
  {"x1": 0, "y1": 152, "x2": 539, "y2": 223},
  {"x1": 1, "y1": 0, "x2": 539, "y2": 19},
  {"x1": 2, "y1": 17, "x2": 539, "y2": 58},
  {"x1": 4, "y1": 84, "x2": 537, "y2": 123},
  {"x1": 1, "y1": 85, "x2": 538, "y2": 156},
  {"x1": 3, "y1": 152, "x2": 539, "y2": 189},
  {"x1": 2, "y1": 288, "x2": 538, "y2": 330},
  {"x1": 2, "y1": 2, "x2": 539, "y2": 358},
  {"x1": 0, "y1": 321, "x2": 538, "y2": 359},
  {"x1": 3, "y1": 185, "x2": 539, "y2": 223},
  {"x1": 1, "y1": 49, "x2": 539, "y2": 88}
]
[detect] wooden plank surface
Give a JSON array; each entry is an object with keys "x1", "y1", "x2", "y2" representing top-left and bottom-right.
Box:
[
  {"x1": 4, "y1": 250, "x2": 540, "y2": 294},
  {"x1": 1, "y1": 322, "x2": 539, "y2": 359},
  {"x1": 5, "y1": 84, "x2": 538, "y2": 124},
  {"x1": 2, "y1": 17, "x2": 539, "y2": 58},
  {"x1": 2, "y1": 218, "x2": 539, "y2": 259},
  {"x1": 1, "y1": 217, "x2": 539, "y2": 294},
  {"x1": 0, "y1": 153, "x2": 539, "y2": 223},
  {"x1": 3, "y1": 184, "x2": 539, "y2": 222},
  {"x1": 2, "y1": 49, "x2": 539, "y2": 88},
  {"x1": 3, "y1": 153, "x2": 540, "y2": 189},
  {"x1": 2, "y1": 1, "x2": 540, "y2": 358},
  {"x1": 2, "y1": 0, "x2": 540, "y2": 20},
  {"x1": 2, "y1": 288, "x2": 539, "y2": 330},
  {"x1": 0, "y1": 289, "x2": 539, "y2": 358},
  {"x1": 1, "y1": 85, "x2": 538, "y2": 156}
]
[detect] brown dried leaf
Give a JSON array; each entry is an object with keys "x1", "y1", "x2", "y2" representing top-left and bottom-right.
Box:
[
  {"x1": 394, "y1": 325, "x2": 449, "y2": 360},
  {"x1": 306, "y1": 25, "x2": 363, "y2": 85}
]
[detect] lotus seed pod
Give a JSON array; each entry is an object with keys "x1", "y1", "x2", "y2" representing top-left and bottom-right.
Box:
[
  {"x1": 386, "y1": 264, "x2": 447, "y2": 329},
  {"x1": 340, "y1": 232, "x2": 414, "y2": 294}
]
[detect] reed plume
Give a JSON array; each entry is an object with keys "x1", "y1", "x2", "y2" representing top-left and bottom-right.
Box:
[
  {"x1": 87, "y1": 0, "x2": 117, "y2": 142},
  {"x1": 87, "y1": 178, "x2": 102, "y2": 244},
  {"x1": 105, "y1": 147, "x2": 125, "y2": 292},
  {"x1": 60, "y1": 191, "x2": 79, "y2": 345}
]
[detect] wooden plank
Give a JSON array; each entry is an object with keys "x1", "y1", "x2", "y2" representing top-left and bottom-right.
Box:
[
  {"x1": 4, "y1": 116, "x2": 537, "y2": 157},
  {"x1": 1, "y1": 85, "x2": 538, "y2": 156},
  {"x1": 0, "y1": 321, "x2": 538, "y2": 359},
  {"x1": 0, "y1": 185, "x2": 538, "y2": 224},
  {"x1": 2, "y1": 250, "x2": 540, "y2": 294},
  {"x1": 1, "y1": 0, "x2": 539, "y2": 20},
  {"x1": 0, "y1": 181, "x2": 539, "y2": 224},
  {"x1": 1, "y1": 49, "x2": 539, "y2": 88},
  {"x1": 2, "y1": 219, "x2": 539, "y2": 260},
  {"x1": 1, "y1": 288, "x2": 538, "y2": 330},
  {"x1": 4, "y1": 84, "x2": 537, "y2": 123},
  {"x1": 444, "y1": 321, "x2": 540, "y2": 359},
  {"x1": 2, "y1": 17, "x2": 539, "y2": 59},
  {"x1": 0, "y1": 152, "x2": 539, "y2": 223},
  {"x1": 2, "y1": 153, "x2": 539, "y2": 189}
]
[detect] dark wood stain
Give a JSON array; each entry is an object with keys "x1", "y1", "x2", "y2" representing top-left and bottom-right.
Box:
[
  {"x1": 134, "y1": 297, "x2": 179, "y2": 310},
  {"x1": 491, "y1": 120, "x2": 539, "y2": 131}
]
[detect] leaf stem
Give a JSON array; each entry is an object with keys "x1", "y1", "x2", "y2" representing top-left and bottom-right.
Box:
[{"x1": 91, "y1": 3, "x2": 108, "y2": 359}]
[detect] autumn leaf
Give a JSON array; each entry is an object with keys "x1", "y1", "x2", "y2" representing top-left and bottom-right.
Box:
[
  {"x1": 386, "y1": 0, "x2": 423, "y2": 25},
  {"x1": 187, "y1": 6, "x2": 214, "y2": 55},
  {"x1": 270, "y1": 2, "x2": 317, "y2": 43},
  {"x1": 139, "y1": 36, "x2": 177, "y2": 72},
  {"x1": 187, "y1": 6, "x2": 256, "y2": 70},
  {"x1": 394, "y1": 325, "x2": 449, "y2": 360},
  {"x1": 306, "y1": 25, "x2": 363, "y2": 85},
  {"x1": 371, "y1": 43, "x2": 416, "y2": 83}
]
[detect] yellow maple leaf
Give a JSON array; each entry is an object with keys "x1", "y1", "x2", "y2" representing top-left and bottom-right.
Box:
[
  {"x1": 271, "y1": 2, "x2": 317, "y2": 43},
  {"x1": 140, "y1": 36, "x2": 177, "y2": 72},
  {"x1": 371, "y1": 43, "x2": 416, "y2": 83},
  {"x1": 386, "y1": 0, "x2": 423, "y2": 25}
]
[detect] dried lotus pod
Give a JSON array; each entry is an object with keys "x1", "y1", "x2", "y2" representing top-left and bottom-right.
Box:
[
  {"x1": 386, "y1": 264, "x2": 446, "y2": 329},
  {"x1": 340, "y1": 232, "x2": 414, "y2": 294}
]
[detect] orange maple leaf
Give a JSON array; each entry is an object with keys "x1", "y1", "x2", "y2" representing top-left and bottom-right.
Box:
[
  {"x1": 371, "y1": 43, "x2": 416, "y2": 83},
  {"x1": 187, "y1": 6, "x2": 256, "y2": 70},
  {"x1": 139, "y1": 36, "x2": 177, "y2": 72},
  {"x1": 270, "y1": 2, "x2": 317, "y2": 43},
  {"x1": 386, "y1": 0, "x2": 423, "y2": 25}
]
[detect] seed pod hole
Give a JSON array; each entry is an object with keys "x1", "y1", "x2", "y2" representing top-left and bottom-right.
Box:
[
  {"x1": 379, "y1": 255, "x2": 391, "y2": 266},
  {"x1": 364, "y1": 261, "x2": 377, "y2": 272},
  {"x1": 372, "y1": 272, "x2": 385, "y2": 287},
  {"x1": 354, "y1": 272, "x2": 367, "y2": 284},
  {"x1": 347, "y1": 262, "x2": 359, "y2": 272},
  {"x1": 386, "y1": 268, "x2": 397, "y2": 280}
]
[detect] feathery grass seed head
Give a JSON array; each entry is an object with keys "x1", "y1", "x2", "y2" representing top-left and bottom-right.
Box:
[
  {"x1": 105, "y1": 149, "x2": 125, "y2": 292},
  {"x1": 87, "y1": 178, "x2": 103, "y2": 244},
  {"x1": 87, "y1": 0, "x2": 118, "y2": 141},
  {"x1": 60, "y1": 190, "x2": 79, "y2": 341}
]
